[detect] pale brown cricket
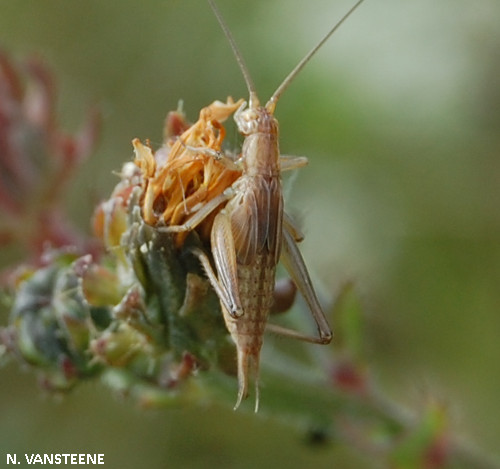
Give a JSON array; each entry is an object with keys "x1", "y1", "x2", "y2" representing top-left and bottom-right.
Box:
[{"x1": 162, "y1": 0, "x2": 365, "y2": 411}]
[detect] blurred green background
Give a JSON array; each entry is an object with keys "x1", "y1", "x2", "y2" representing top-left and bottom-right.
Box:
[{"x1": 1, "y1": 0, "x2": 499, "y2": 467}]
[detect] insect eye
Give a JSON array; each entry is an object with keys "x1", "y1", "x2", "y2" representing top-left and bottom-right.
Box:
[{"x1": 235, "y1": 109, "x2": 259, "y2": 135}]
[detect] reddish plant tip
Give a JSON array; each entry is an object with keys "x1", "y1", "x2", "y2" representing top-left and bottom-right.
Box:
[
  {"x1": 165, "y1": 110, "x2": 190, "y2": 139},
  {"x1": 424, "y1": 434, "x2": 449, "y2": 468},
  {"x1": 332, "y1": 359, "x2": 367, "y2": 395},
  {"x1": 60, "y1": 356, "x2": 78, "y2": 381},
  {"x1": 270, "y1": 278, "x2": 297, "y2": 315},
  {"x1": 0, "y1": 51, "x2": 100, "y2": 262}
]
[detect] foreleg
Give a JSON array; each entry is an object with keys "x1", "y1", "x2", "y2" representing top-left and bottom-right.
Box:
[{"x1": 158, "y1": 189, "x2": 233, "y2": 233}]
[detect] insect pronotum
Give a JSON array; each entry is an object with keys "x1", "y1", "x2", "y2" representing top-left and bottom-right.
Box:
[{"x1": 162, "y1": 0, "x2": 365, "y2": 411}]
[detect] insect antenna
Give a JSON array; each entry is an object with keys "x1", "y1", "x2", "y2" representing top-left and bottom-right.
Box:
[
  {"x1": 266, "y1": 0, "x2": 366, "y2": 113},
  {"x1": 207, "y1": 0, "x2": 260, "y2": 108}
]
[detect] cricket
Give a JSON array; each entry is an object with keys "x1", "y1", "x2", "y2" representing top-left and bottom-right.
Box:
[{"x1": 159, "y1": 0, "x2": 366, "y2": 411}]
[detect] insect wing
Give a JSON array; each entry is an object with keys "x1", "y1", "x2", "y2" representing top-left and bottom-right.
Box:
[
  {"x1": 264, "y1": 177, "x2": 283, "y2": 264},
  {"x1": 230, "y1": 177, "x2": 283, "y2": 265}
]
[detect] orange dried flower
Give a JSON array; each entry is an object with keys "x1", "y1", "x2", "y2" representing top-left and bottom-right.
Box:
[{"x1": 134, "y1": 98, "x2": 243, "y2": 246}]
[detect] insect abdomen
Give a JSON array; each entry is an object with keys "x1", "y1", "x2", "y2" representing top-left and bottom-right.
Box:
[{"x1": 223, "y1": 253, "x2": 276, "y2": 411}]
